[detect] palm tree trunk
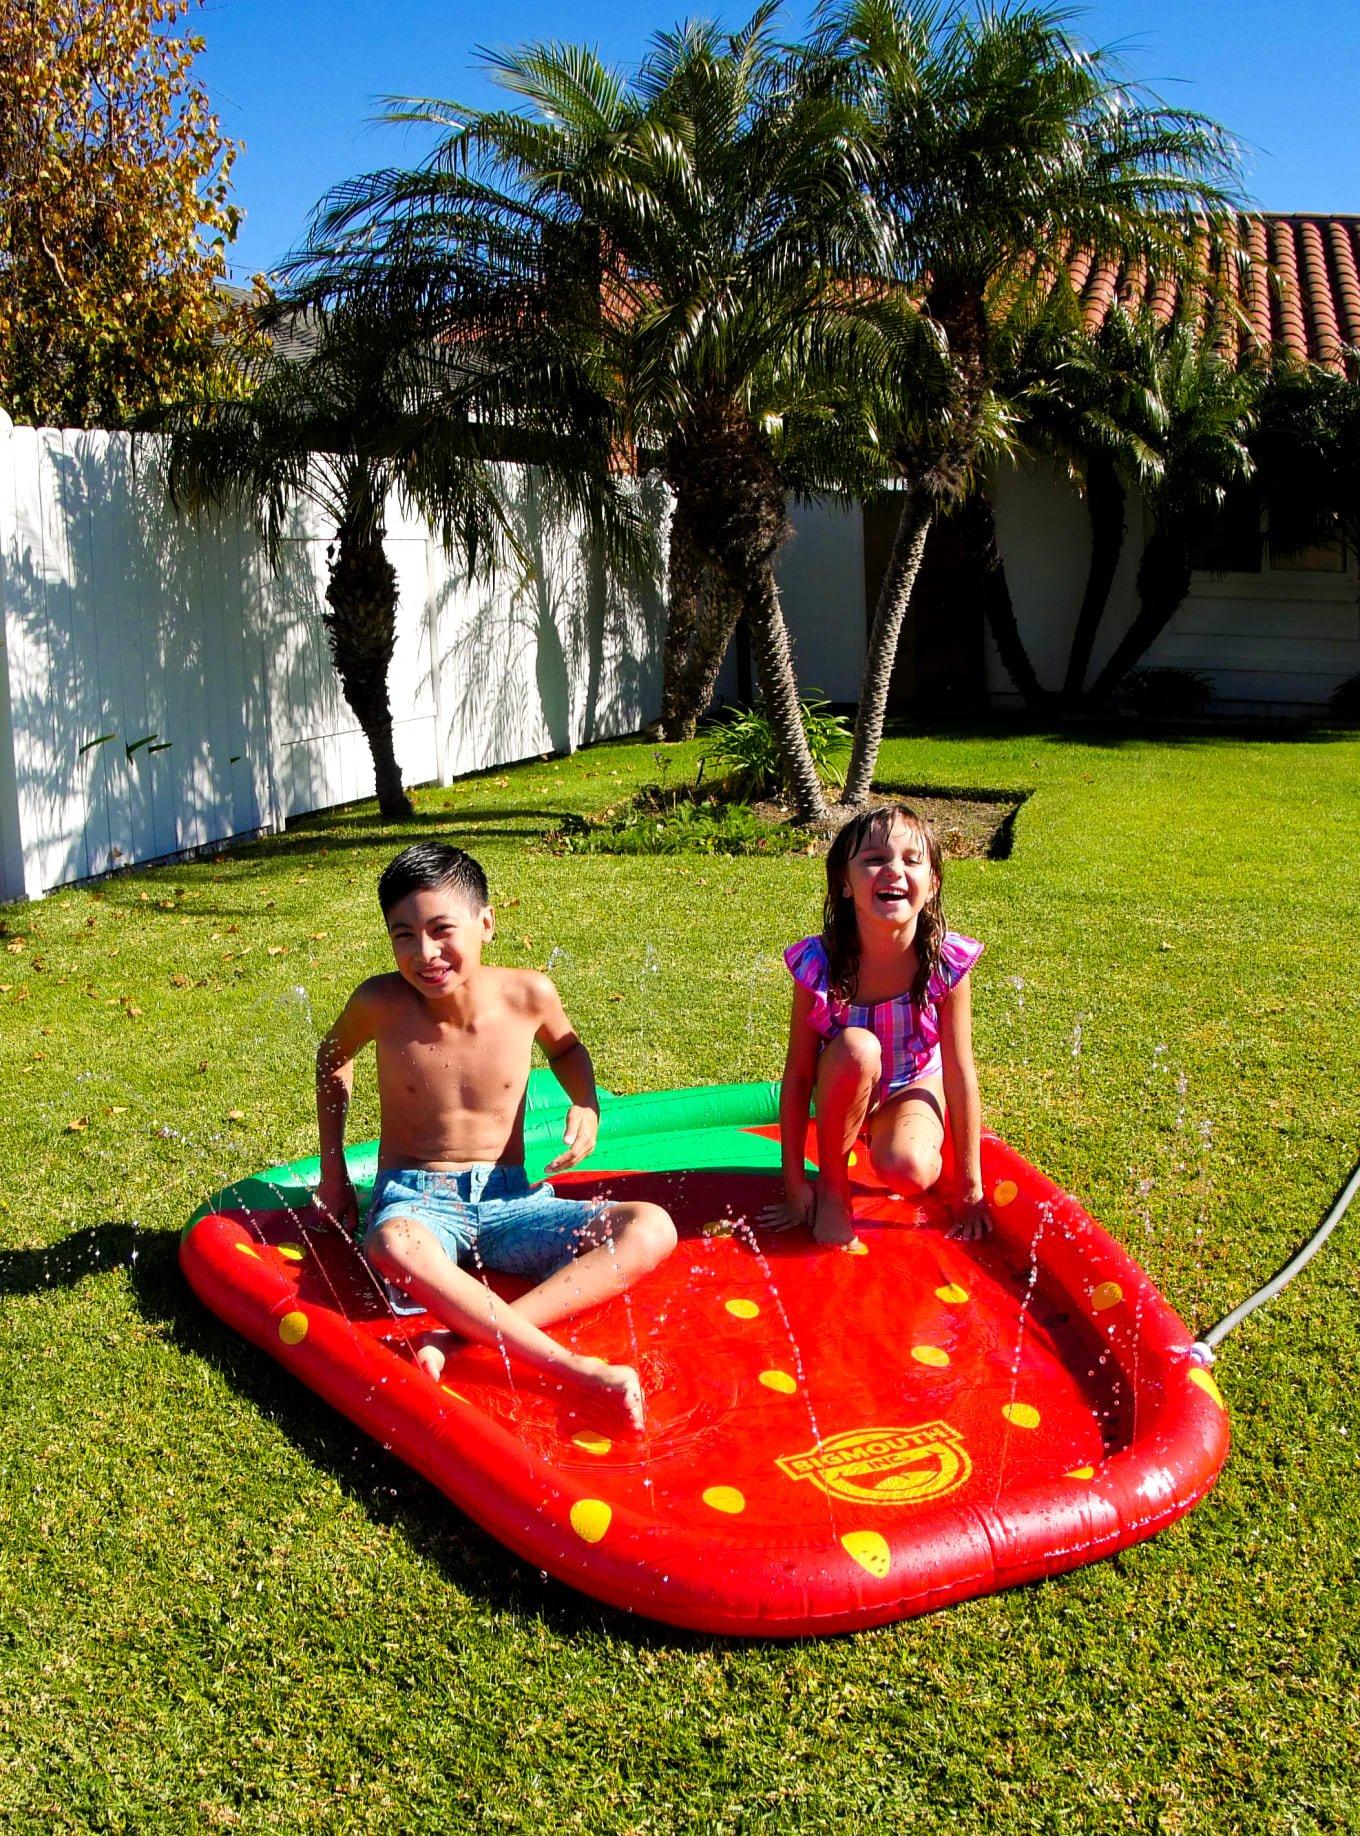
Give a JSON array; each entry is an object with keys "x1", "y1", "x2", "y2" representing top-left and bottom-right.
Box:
[
  {"x1": 1062, "y1": 457, "x2": 1126, "y2": 707},
  {"x1": 1086, "y1": 519, "x2": 1193, "y2": 705},
  {"x1": 324, "y1": 513, "x2": 415, "y2": 822},
  {"x1": 666, "y1": 402, "x2": 824, "y2": 820},
  {"x1": 673, "y1": 573, "x2": 743, "y2": 740},
  {"x1": 959, "y1": 491, "x2": 1049, "y2": 707},
  {"x1": 843, "y1": 488, "x2": 934, "y2": 807},
  {"x1": 742, "y1": 563, "x2": 827, "y2": 823},
  {"x1": 658, "y1": 499, "x2": 703, "y2": 740}
]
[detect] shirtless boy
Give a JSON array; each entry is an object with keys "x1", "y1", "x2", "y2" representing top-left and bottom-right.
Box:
[{"x1": 315, "y1": 841, "x2": 676, "y2": 1431}]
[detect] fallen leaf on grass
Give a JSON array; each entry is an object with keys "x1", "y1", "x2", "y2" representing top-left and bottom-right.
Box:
[
  {"x1": 225, "y1": 1109, "x2": 246, "y2": 1123},
  {"x1": 65, "y1": 1118, "x2": 88, "y2": 1133},
  {"x1": 124, "y1": 1003, "x2": 143, "y2": 1017},
  {"x1": 105, "y1": 1105, "x2": 128, "y2": 1116},
  {"x1": 267, "y1": 945, "x2": 287, "y2": 957},
  {"x1": 169, "y1": 973, "x2": 192, "y2": 989},
  {"x1": 309, "y1": 931, "x2": 328, "y2": 941}
]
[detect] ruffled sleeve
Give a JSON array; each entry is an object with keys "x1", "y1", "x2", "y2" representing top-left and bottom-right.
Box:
[
  {"x1": 930, "y1": 931, "x2": 984, "y2": 1000},
  {"x1": 784, "y1": 936, "x2": 839, "y2": 1039}
]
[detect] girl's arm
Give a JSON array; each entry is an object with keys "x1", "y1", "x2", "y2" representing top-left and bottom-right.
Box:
[
  {"x1": 938, "y1": 974, "x2": 989, "y2": 1240},
  {"x1": 765, "y1": 984, "x2": 822, "y2": 1227}
]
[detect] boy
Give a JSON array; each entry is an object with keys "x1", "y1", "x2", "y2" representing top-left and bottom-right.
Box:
[{"x1": 315, "y1": 841, "x2": 676, "y2": 1431}]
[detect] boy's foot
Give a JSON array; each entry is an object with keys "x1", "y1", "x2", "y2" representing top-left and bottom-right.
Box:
[
  {"x1": 812, "y1": 1188, "x2": 861, "y2": 1249},
  {"x1": 574, "y1": 1358, "x2": 646, "y2": 1433},
  {"x1": 411, "y1": 1329, "x2": 460, "y2": 1382}
]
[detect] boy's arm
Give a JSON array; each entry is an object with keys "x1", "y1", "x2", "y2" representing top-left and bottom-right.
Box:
[
  {"x1": 314, "y1": 986, "x2": 380, "y2": 1228},
  {"x1": 531, "y1": 974, "x2": 600, "y2": 1174},
  {"x1": 938, "y1": 975, "x2": 988, "y2": 1240}
]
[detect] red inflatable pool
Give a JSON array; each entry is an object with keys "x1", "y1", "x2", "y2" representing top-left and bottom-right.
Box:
[{"x1": 181, "y1": 1080, "x2": 1229, "y2": 1635}]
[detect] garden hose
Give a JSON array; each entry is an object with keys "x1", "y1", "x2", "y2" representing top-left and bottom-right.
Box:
[{"x1": 1191, "y1": 1153, "x2": 1360, "y2": 1363}]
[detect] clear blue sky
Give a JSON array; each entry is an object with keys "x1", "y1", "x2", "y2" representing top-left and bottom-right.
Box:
[{"x1": 196, "y1": 0, "x2": 1360, "y2": 282}]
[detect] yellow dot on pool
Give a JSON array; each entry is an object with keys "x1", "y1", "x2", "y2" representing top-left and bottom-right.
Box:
[
  {"x1": 1091, "y1": 1281, "x2": 1124, "y2": 1311},
  {"x1": 759, "y1": 1370, "x2": 798, "y2": 1395},
  {"x1": 1002, "y1": 1402, "x2": 1041, "y2": 1430},
  {"x1": 1065, "y1": 1465, "x2": 1095, "y2": 1481},
  {"x1": 1188, "y1": 1367, "x2": 1226, "y2": 1410},
  {"x1": 841, "y1": 1531, "x2": 891, "y2": 1579},
  {"x1": 846, "y1": 1239, "x2": 869, "y2": 1257},
  {"x1": 277, "y1": 1243, "x2": 305, "y2": 1262},
  {"x1": 703, "y1": 1486, "x2": 746, "y2": 1515},
  {"x1": 935, "y1": 1283, "x2": 970, "y2": 1305},
  {"x1": 572, "y1": 1432, "x2": 613, "y2": 1456},
  {"x1": 569, "y1": 1499, "x2": 612, "y2": 1544},
  {"x1": 992, "y1": 1179, "x2": 1019, "y2": 1208},
  {"x1": 440, "y1": 1385, "x2": 470, "y2": 1404},
  {"x1": 911, "y1": 1344, "x2": 950, "y2": 1368},
  {"x1": 278, "y1": 1310, "x2": 308, "y2": 1346},
  {"x1": 847, "y1": 1150, "x2": 858, "y2": 1168},
  {"x1": 725, "y1": 1299, "x2": 760, "y2": 1320},
  {"x1": 234, "y1": 1243, "x2": 259, "y2": 1260}
]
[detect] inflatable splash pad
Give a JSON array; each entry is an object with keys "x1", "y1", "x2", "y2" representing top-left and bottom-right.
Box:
[{"x1": 181, "y1": 1077, "x2": 1229, "y2": 1636}]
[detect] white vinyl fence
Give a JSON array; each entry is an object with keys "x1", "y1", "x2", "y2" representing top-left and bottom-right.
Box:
[{"x1": 0, "y1": 420, "x2": 667, "y2": 903}]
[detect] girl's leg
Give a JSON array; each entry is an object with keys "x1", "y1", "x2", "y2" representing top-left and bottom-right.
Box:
[
  {"x1": 866, "y1": 1077, "x2": 947, "y2": 1199},
  {"x1": 367, "y1": 1213, "x2": 645, "y2": 1429},
  {"x1": 511, "y1": 1201, "x2": 677, "y2": 1331},
  {"x1": 813, "y1": 1027, "x2": 881, "y2": 1246}
]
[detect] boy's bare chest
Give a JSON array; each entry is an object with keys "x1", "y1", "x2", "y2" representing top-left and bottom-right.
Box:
[{"x1": 378, "y1": 1017, "x2": 532, "y2": 1108}]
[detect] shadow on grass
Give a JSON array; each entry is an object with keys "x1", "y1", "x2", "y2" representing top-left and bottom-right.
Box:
[{"x1": 3, "y1": 1218, "x2": 748, "y2": 1652}]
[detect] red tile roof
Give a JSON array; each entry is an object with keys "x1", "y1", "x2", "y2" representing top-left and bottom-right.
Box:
[{"x1": 1062, "y1": 213, "x2": 1360, "y2": 371}]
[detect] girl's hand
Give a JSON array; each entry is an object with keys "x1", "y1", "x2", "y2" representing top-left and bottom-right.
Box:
[
  {"x1": 948, "y1": 1192, "x2": 992, "y2": 1241},
  {"x1": 757, "y1": 1178, "x2": 817, "y2": 1232},
  {"x1": 544, "y1": 1104, "x2": 599, "y2": 1174}
]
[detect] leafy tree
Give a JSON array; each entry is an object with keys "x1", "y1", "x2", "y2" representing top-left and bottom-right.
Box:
[
  {"x1": 0, "y1": 0, "x2": 245, "y2": 428},
  {"x1": 1252, "y1": 356, "x2": 1360, "y2": 579},
  {"x1": 824, "y1": 0, "x2": 1241, "y2": 804},
  {"x1": 288, "y1": 7, "x2": 889, "y2": 822}
]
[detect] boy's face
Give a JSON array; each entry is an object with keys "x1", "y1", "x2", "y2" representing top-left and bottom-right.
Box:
[{"x1": 385, "y1": 886, "x2": 494, "y2": 1000}]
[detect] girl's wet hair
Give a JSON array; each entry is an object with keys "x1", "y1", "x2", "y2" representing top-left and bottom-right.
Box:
[
  {"x1": 378, "y1": 841, "x2": 489, "y2": 917},
  {"x1": 822, "y1": 806, "x2": 944, "y2": 1006}
]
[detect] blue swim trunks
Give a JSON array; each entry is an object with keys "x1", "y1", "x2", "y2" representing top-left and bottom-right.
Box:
[{"x1": 361, "y1": 1164, "x2": 605, "y2": 1317}]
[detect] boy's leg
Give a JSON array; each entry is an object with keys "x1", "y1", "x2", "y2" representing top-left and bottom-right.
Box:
[
  {"x1": 813, "y1": 1027, "x2": 881, "y2": 1246},
  {"x1": 366, "y1": 1213, "x2": 645, "y2": 1429},
  {"x1": 510, "y1": 1200, "x2": 677, "y2": 1332},
  {"x1": 866, "y1": 1078, "x2": 946, "y2": 1198}
]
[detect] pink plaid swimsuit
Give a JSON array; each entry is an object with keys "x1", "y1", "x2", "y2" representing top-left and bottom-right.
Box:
[{"x1": 784, "y1": 931, "x2": 984, "y2": 1103}]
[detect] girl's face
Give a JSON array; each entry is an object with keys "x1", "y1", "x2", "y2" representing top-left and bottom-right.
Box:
[{"x1": 841, "y1": 815, "x2": 937, "y2": 935}]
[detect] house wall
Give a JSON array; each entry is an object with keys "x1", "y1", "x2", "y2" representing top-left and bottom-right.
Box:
[
  {"x1": 770, "y1": 467, "x2": 1360, "y2": 714},
  {"x1": 0, "y1": 422, "x2": 666, "y2": 903}
]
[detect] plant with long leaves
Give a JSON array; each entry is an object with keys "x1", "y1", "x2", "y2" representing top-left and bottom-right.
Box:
[
  {"x1": 163, "y1": 286, "x2": 645, "y2": 819},
  {"x1": 282, "y1": 6, "x2": 898, "y2": 821},
  {"x1": 817, "y1": 0, "x2": 1243, "y2": 802}
]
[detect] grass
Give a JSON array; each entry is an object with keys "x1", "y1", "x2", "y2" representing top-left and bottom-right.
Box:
[{"x1": 1, "y1": 721, "x2": 1357, "y2": 1834}]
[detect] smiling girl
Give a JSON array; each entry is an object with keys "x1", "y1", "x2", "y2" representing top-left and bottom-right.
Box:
[{"x1": 768, "y1": 806, "x2": 988, "y2": 1248}]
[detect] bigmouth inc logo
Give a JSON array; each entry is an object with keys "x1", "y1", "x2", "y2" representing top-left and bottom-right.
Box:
[{"x1": 776, "y1": 1422, "x2": 972, "y2": 1505}]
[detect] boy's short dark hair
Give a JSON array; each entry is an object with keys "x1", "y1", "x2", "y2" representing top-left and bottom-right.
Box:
[{"x1": 378, "y1": 842, "x2": 490, "y2": 917}]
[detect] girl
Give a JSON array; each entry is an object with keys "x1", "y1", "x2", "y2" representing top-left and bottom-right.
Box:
[{"x1": 767, "y1": 805, "x2": 989, "y2": 1246}]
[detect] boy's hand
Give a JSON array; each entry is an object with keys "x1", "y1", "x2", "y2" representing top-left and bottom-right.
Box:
[
  {"x1": 947, "y1": 1191, "x2": 992, "y2": 1241},
  {"x1": 314, "y1": 1171, "x2": 359, "y2": 1233},
  {"x1": 757, "y1": 1177, "x2": 817, "y2": 1232},
  {"x1": 544, "y1": 1104, "x2": 599, "y2": 1174}
]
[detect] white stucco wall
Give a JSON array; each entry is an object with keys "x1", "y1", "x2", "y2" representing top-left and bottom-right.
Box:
[{"x1": 771, "y1": 467, "x2": 1360, "y2": 717}]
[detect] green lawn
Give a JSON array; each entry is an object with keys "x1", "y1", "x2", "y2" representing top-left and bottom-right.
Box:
[{"x1": 1, "y1": 724, "x2": 1357, "y2": 1834}]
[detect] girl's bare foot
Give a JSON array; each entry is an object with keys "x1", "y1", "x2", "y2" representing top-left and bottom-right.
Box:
[
  {"x1": 812, "y1": 1188, "x2": 860, "y2": 1248},
  {"x1": 412, "y1": 1329, "x2": 460, "y2": 1382}
]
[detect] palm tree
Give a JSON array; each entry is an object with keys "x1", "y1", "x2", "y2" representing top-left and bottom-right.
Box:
[
  {"x1": 1085, "y1": 325, "x2": 1258, "y2": 703},
  {"x1": 286, "y1": 8, "x2": 891, "y2": 822},
  {"x1": 823, "y1": 0, "x2": 1242, "y2": 804},
  {"x1": 164, "y1": 287, "x2": 635, "y2": 820}
]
